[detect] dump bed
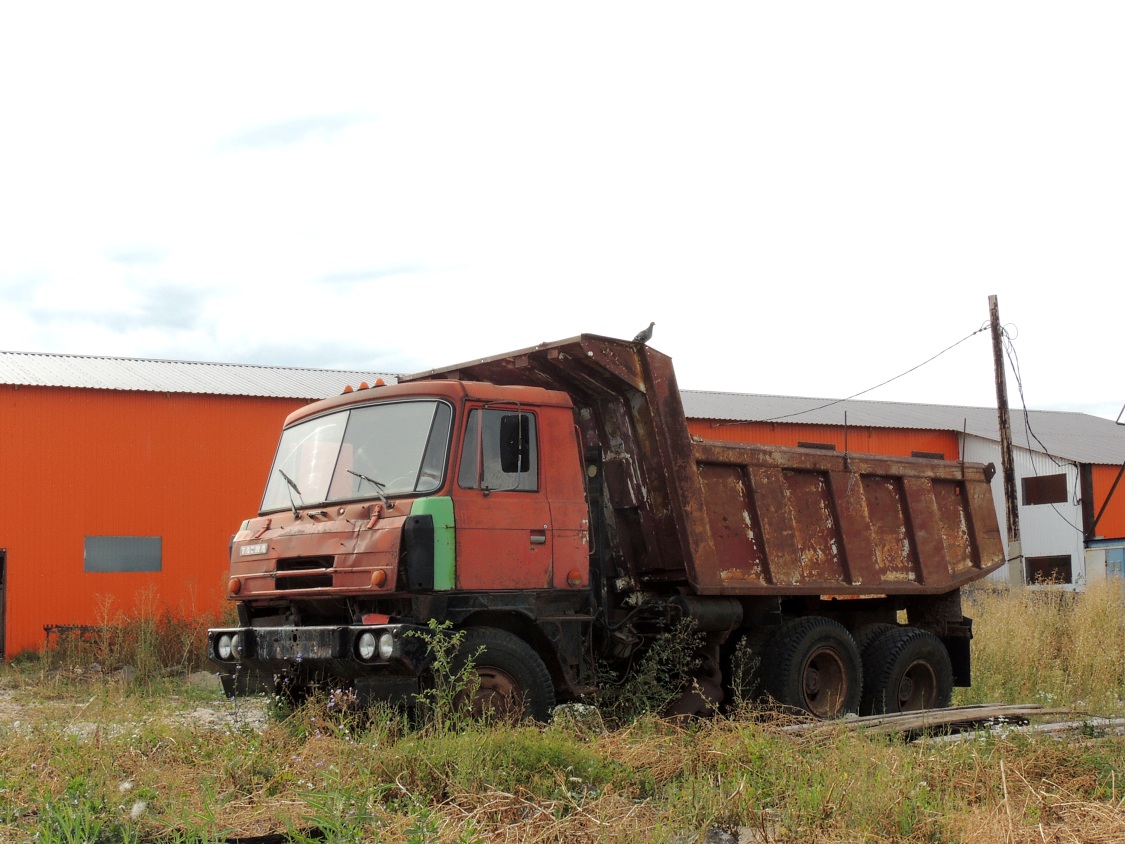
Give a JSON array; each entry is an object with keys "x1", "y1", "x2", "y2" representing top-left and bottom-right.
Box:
[{"x1": 404, "y1": 334, "x2": 1006, "y2": 597}]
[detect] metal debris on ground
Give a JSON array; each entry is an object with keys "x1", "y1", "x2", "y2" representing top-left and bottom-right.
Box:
[{"x1": 779, "y1": 703, "x2": 1125, "y2": 742}]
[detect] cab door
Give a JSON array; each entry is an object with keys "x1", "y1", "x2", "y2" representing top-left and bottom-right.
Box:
[{"x1": 452, "y1": 406, "x2": 553, "y2": 590}]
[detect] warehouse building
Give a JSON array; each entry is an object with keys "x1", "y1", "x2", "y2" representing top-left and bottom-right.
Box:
[{"x1": 2, "y1": 350, "x2": 1123, "y2": 659}]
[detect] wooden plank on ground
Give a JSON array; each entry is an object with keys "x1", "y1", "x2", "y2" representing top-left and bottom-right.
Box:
[{"x1": 779, "y1": 704, "x2": 1076, "y2": 738}]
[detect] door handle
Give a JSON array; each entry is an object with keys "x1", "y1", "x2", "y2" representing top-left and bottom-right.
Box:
[{"x1": 530, "y1": 531, "x2": 547, "y2": 546}]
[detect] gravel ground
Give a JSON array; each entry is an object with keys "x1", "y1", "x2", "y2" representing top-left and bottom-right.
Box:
[{"x1": 0, "y1": 671, "x2": 270, "y2": 736}]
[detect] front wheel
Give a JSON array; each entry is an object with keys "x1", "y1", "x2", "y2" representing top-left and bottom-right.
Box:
[
  {"x1": 860, "y1": 627, "x2": 953, "y2": 715},
  {"x1": 764, "y1": 617, "x2": 862, "y2": 718},
  {"x1": 453, "y1": 627, "x2": 556, "y2": 722}
]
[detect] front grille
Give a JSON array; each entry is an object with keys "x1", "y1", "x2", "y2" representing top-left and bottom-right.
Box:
[
  {"x1": 276, "y1": 573, "x2": 333, "y2": 590},
  {"x1": 276, "y1": 556, "x2": 332, "y2": 572}
]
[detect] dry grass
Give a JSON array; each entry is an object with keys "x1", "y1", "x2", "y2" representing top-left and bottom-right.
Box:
[
  {"x1": 2, "y1": 681, "x2": 1124, "y2": 842},
  {"x1": 3, "y1": 582, "x2": 1125, "y2": 842},
  {"x1": 960, "y1": 579, "x2": 1125, "y2": 713}
]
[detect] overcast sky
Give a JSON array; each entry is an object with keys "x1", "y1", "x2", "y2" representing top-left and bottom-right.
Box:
[{"x1": 2, "y1": 4, "x2": 1122, "y2": 420}]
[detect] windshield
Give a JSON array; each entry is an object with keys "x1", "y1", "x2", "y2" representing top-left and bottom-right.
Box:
[{"x1": 260, "y1": 399, "x2": 453, "y2": 513}]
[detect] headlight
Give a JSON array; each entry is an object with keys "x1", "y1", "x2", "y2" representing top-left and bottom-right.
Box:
[
  {"x1": 378, "y1": 632, "x2": 396, "y2": 660},
  {"x1": 357, "y1": 632, "x2": 377, "y2": 661},
  {"x1": 230, "y1": 633, "x2": 243, "y2": 659},
  {"x1": 217, "y1": 634, "x2": 233, "y2": 660}
]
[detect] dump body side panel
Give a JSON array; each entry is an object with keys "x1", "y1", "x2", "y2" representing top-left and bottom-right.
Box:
[{"x1": 692, "y1": 441, "x2": 1005, "y2": 594}]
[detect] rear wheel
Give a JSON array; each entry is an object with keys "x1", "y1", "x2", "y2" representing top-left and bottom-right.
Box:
[
  {"x1": 452, "y1": 627, "x2": 556, "y2": 722},
  {"x1": 764, "y1": 617, "x2": 862, "y2": 718},
  {"x1": 853, "y1": 622, "x2": 896, "y2": 656},
  {"x1": 860, "y1": 626, "x2": 953, "y2": 715}
]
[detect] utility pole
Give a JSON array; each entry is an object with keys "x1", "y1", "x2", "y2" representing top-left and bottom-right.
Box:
[{"x1": 989, "y1": 294, "x2": 1023, "y2": 589}]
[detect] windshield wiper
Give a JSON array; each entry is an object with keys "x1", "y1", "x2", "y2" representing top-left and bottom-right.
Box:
[
  {"x1": 347, "y1": 469, "x2": 393, "y2": 509},
  {"x1": 277, "y1": 469, "x2": 303, "y2": 520}
]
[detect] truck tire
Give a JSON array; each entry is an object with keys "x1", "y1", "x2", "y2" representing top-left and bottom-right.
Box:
[
  {"x1": 853, "y1": 622, "x2": 896, "y2": 656},
  {"x1": 453, "y1": 627, "x2": 556, "y2": 722},
  {"x1": 764, "y1": 617, "x2": 862, "y2": 718},
  {"x1": 860, "y1": 626, "x2": 953, "y2": 715}
]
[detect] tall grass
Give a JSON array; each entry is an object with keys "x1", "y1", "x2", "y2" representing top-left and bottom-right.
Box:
[
  {"x1": 2, "y1": 693, "x2": 1123, "y2": 843},
  {"x1": 959, "y1": 578, "x2": 1125, "y2": 713},
  {"x1": 2, "y1": 582, "x2": 1125, "y2": 842},
  {"x1": 40, "y1": 588, "x2": 229, "y2": 690}
]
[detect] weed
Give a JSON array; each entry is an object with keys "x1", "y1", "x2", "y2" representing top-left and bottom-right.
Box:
[
  {"x1": 726, "y1": 633, "x2": 764, "y2": 713},
  {"x1": 406, "y1": 619, "x2": 483, "y2": 733},
  {"x1": 35, "y1": 589, "x2": 223, "y2": 692},
  {"x1": 287, "y1": 767, "x2": 389, "y2": 843},
  {"x1": 36, "y1": 792, "x2": 143, "y2": 844},
  {"x1": 404, "y1": 809, "x2": 441, "y2": 844},
  {"x1": 595, "y1": 618, "x2": 705, "y2": 725}
]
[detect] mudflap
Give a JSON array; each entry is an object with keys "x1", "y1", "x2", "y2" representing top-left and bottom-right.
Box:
[
  {"x1": 355, "y1": 675, "x2": 421, "y2": 707},
  {"x1": 219, "y1": 666, "x2": 275, "y2": 698}
]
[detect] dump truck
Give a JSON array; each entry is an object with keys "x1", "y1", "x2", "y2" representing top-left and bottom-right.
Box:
[{"x1": 208, "y1": 334, "x2": 1005, "y2": 719}]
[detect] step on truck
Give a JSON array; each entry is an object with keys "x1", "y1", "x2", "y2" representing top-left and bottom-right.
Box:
[{"x1": 208, "y1": 334, "x2": 1005, "y2": 719}]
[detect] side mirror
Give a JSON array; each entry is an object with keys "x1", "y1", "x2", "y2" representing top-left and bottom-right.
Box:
[{"x1": 499, "y1": 413, "x2": 530, "y2": 474}]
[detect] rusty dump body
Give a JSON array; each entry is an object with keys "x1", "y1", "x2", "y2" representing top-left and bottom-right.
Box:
[{"x1": 404, "y1": 333, "x2": 1006, "y2": 599}]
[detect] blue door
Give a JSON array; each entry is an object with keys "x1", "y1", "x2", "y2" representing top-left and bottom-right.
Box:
[{"x1": 1107, "y1": 548, "x2": 1124, "y2": 578}]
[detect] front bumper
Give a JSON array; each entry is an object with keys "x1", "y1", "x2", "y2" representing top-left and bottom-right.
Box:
[{"x1": 207, "y1": 622, "x2": 430, "y2": 702}]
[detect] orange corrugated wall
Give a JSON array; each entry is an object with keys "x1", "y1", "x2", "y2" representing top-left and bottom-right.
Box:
[
  {"x1": 0, "y1": 385, "x2": 308, "y2": 658},
  {"x1": 1090, "y1": 464, "x2": 1125, "y2": 539},
  {"x1": 687, "y1": 419, "x2": 962, "y2": 460}
]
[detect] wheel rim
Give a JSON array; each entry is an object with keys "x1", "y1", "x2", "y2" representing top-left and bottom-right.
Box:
[
  {"x1": 801, "y1": 646, "x2": 850, "y2": 718},
  {"x1": 458, "y1": 666, "x2": 525, "y2": 719},
  {"x1": 896, "y1": 659, "x2": 938, "y2": 710}
]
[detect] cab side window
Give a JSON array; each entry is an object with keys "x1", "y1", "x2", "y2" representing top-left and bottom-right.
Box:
[{"x1": 458, "y1": 409, "x2": 538, "y2": 492}]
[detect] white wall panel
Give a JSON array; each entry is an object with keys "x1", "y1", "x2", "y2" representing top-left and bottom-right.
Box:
[{"x1": 963, "y1": 434, "x2": 1086, "y2": 586}]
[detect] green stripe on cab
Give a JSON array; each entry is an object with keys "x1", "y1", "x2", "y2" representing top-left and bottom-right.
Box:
[{"x1": 410, "y1": 497, "x2": 455, "y2": 590}]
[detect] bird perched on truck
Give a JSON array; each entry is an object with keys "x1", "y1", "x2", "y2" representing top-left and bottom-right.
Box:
[{"x1": 633, "y1": 321, "x2": 655, "y2": 345}]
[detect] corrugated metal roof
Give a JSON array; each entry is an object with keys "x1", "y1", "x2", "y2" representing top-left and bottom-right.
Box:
[
  {"x1": 0, "y1": 350, "x2": 396, "y2": 399},
  {"x1": 5, "y1": 350, "x2": 1122, "y2": 466},
  {"x1": 682, "y1": 390, "x2": 1125, "y2": 466}
]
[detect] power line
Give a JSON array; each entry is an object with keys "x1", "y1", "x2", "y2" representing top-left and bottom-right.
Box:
[
  {"x1": 756, "y1": 325, "x2": 989, "y2": 423},
  {"x1": 1002, "y1": 326, "x2": 1084, "y2": 535}
]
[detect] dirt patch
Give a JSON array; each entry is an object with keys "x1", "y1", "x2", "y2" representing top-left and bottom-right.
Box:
[{"x1": 0, "y1": 675, "x2": 270, "y2": 736}]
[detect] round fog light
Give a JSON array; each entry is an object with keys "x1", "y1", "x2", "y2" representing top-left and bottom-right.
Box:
[
  {"x1": 230, "y1": 633, "x2": 243, "y2": 659},
  {"x1": 217, "y1": 634, "x2": 233, "y2": 660},
  {"x1": 357, "y1": 632, "x2": 377, "y2": 661},
  {"x1": 378, "y1": 632, "x2": 396, "y2": 660}
]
